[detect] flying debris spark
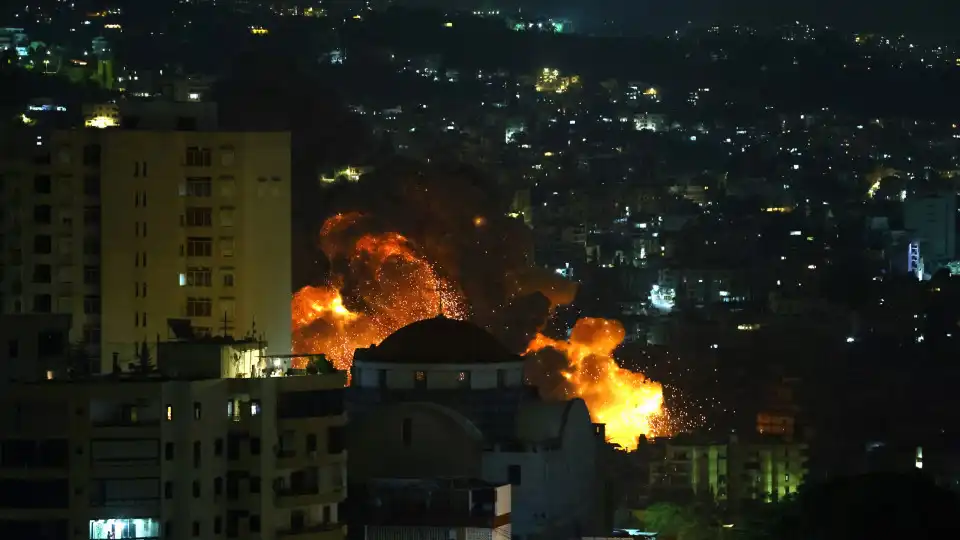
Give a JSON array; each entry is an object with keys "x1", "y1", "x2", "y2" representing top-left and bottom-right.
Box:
[
  {"x1": 291, "y1": 214, "x2": 467, "y2": 370},
  {"x1": 290, "y1": 163, "x2": 689, "y2": 434},
  {"x1": 525, "y1": 318, "x2": 667, "y2": 449}
]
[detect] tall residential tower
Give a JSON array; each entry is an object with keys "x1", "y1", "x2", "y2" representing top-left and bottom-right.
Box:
[{"x1": 0, "y1": 103, "x2": 292, "y2": 373}]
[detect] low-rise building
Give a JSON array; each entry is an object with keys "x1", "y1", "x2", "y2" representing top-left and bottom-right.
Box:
[
  {"x1": 641, "y1": 433, "x2": 808, "y2": 507},
  {"x1": 351, "y1": 478, "x2": 510, "y2": 540},
  {"x1": 347, "y1": 316, "x2": 602, "y2": 540},
  {"x1": 0, "y1": 338, "x2": 347, "y2": 540}
]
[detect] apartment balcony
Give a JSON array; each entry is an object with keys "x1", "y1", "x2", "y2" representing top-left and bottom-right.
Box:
[
  {"x1": 276, "y1": 523, "x2": 345, "y2": 540},
  {"x1": 275, "y1": 486, "x2": 345, "y2": 509},
  {"x1": 275, "y1": 449, "x2": 345, "y2": 470}
]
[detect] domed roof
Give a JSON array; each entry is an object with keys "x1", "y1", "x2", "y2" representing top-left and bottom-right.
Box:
[{"x1": 363, "y1": 316, "x2": 518, "y2": 364}]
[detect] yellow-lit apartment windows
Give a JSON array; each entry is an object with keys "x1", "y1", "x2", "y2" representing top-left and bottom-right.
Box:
[{"x1": 166, "y1": 405, "x2": 173, "y2": 421}]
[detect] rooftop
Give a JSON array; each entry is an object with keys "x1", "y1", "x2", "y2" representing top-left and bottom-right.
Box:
[{"x1": 358, "y1": 316, "x2": 519, "y2": 365}]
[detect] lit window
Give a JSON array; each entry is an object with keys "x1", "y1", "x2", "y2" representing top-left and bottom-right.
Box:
[
  {"x1": 250, "y1": 401, "x2": 261, "y2": 416},
  {"x1": 166, "y1": 405, "x2": 173, "y2": 421}
]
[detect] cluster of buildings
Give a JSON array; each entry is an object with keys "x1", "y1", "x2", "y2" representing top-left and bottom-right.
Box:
[
  {"x1": 0, "y1": 98, "x2": 816, "y2": 540},
  {"x1": 7, "y1": 5, "x2": 960, "y2": 540}
]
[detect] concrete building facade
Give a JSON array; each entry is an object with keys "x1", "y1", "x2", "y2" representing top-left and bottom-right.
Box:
[
  {"x1": 0, "y1": 118, "x2": 292, "y2": 373},
  {"x1": 346, "y1": 317, "x2": 601, "y2": 540},
  {"x1": 0, "y1": 364, "x2": 346, "y2": 540}
]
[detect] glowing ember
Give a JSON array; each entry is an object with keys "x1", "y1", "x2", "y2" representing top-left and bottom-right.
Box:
[
  {"x1": 291, "y1": 214, "x2": 467, "y2": 371},
  {"x1": 526, "y1": 318, "x2": 667, "y2": 449}
]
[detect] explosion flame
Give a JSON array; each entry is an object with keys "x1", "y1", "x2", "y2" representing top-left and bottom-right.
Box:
[
  {"x1": 292, "y1": 213, "x2": 467, "y2": 370},
  {"x1": 525, "y1": 318, "x2": 667, "y2": 449},
  {"x1": 290, "y1": 165, "x2": 674, "y2": 445}
]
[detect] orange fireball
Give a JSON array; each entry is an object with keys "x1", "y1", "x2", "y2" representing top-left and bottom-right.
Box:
[
  {"x1": 526, "y1": 318, "x2": 666, "y2": 449},
  {"x1": 291, "y1": 214, "x2": 467, "y2": 372}
]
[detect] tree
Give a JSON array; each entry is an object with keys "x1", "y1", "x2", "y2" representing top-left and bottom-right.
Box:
[
  {"x1": 644, "y1": 502, "x2": 720, "y2": 540},
  {"x1": 136, "y1": 340, "x2": 153, "y2": 373},
  {"x1": 744, "y1": 473, "x2": 960, "y2": 540}
]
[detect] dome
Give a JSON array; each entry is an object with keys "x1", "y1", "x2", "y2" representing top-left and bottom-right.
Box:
[{"x1": 363, "y1": 316, "x2": 518, "y2": 364}]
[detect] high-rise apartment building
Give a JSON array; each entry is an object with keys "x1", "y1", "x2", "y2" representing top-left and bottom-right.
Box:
[
  {"x1": 0, "y1": 109, "x2": 292, "y2": 373},
  {"x1": 904, "y1": 192, "x2": 957, "y2": 268},
  {"x1": 0, "y1": 341, "x2": 347, "y2": 540}
]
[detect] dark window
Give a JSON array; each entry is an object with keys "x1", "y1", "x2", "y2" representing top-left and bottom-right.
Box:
[
  {"x1": 186, "y1": 177, "x2": 212, "y2": 197},
  {"x1": 250, "y1": 477, "x2": 261, "y2": 493},
  {"x1": 33, "y1": 235, "x2": 52, "y2": 254},
  {"x1": 83, "y1": 295, "x2": 101, "y2": 315},
  {"x1": 214, "y1": 438, "x2": 223, "y2": 456},
  {"x1": 401, "y1": 418, "x2": 412, "y2": 447},
  {"x1": 0, "y1": 479, "x2": 68, "y2": 508},
  {"x1": 227, "y1": 436, "x2": 240, "y2": 460},
  {"x1": 83, "y1": 236, "x2": 100, "y2": 255},
  {"x1": 306, "y1": 434, "x2": 317, "y2": 453},
  {"x1": 8, "y1": 340, "x2": 19, "y2": 358},
  {"x1": 193, "y1": 441, "x2": 201, "y2": 467},
  {"x1": 249, "y1": 515, "x2": 260, "y2": 533},
  {"x1": 83, "y1": 175, "x2": 100, "y2": 195},
  {"x1": 323, "y1": 505, "x2": 331, "y2": 523},
  {"x1": 83, "y1": 266, "x2": 99, "y2": 285},
  {"x1": 214, "y1": 517, "x2": 222, "y2": 534},
  {"x1": 32, "y1": 264, "x2": 51, "y2": 283},
  {"x1": 192, "y1": 480, "x2": 200, "y2": 498},
  {"x1": 177, "y1": 117, "x2": 198, "y2": 131},
  {"x1": 83, "y1": 206, "x2": 100, "y2": 226},
  {"x1": 33, "y1": 205, "x2": 51, "y2": 224},
  {"x1": 185, "y1": 147, "x2": 212, "y2": 167},
  {"x1": 276, "y1": 389, "x2": 344, "y2": 419},
  {"x1": 164, "y1": 482, "x2": 173, "y2": 499},
  {"x1": 186, "y1": 267, "x2": 212, "y2": 287},
  {"x1": 250, "y1": 438, "x2": 261, "y2": 455},
  {"x1": 193, "y1": 402, "x2": 202, "y2": 420},
  {"x1": 186, "y1": 237, "x2": 213, "y2": 257},
  {"x1": 33, "y1": 175, "x2": 51, "y2": 194},
  {"x1": 186, "y1": 297, "x2": 212, "y2": 317},
  {"x1": 328, "y1": 425, "x2": 345, "y2": 453},
  {"x1": 185, "y1": 207, "x2": 212, "y2": 227},
  {"x1": 165, "y1": 443, "x2": 174, "y2": 460},
  {"x1": 378, "y1": 369, "x2": 387, "y2": 388},
  {"x1": 33, "y1": 294, "x2": 51, "y2": 313},
  {"x1": 214, "y1": 477, "x2": 223, "y2": 495},
  {"x1": 82, "y1": 144, "x2": 101, "y2": 166},
  {"x1": 37, "y1": 330, "x2": 64, "y2": 356},
  {"x1": 497, "y1": 369, "x2": 507, "y2": 388},
  {"x1": 507, "y1": 464, "x2": 522, "y2": 485}
]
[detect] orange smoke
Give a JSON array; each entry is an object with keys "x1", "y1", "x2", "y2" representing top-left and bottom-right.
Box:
[
  {"x1": 291, "y1": 214, "x2": 468, "y2": 371},
  {"x1": 526, "y1": 318, "x2": 666, "y2": 449}
]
